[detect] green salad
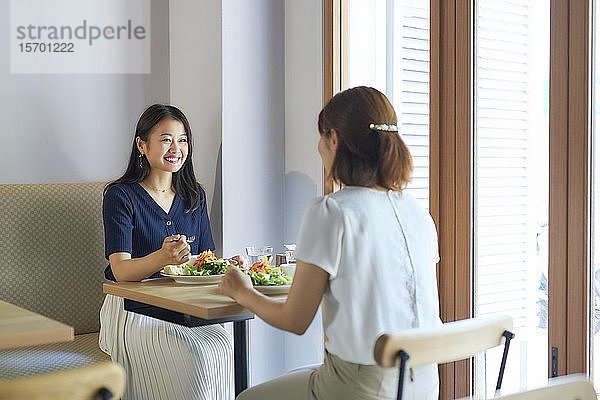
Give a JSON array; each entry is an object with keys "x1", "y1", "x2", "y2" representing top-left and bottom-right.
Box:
[
  {"x1": 247, "y1": 265, "x2": 292, "y2": 286},
  {"x1": 185, "y1": 258, "x2": 229, "y2": 276},
  {"x1": 172, "y1": 250, "x2": 229, "y2": 276}
]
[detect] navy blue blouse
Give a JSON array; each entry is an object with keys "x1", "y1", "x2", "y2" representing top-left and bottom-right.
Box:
[{"x1": 102, "y1": 182, "x2": 215, "y2": 281}]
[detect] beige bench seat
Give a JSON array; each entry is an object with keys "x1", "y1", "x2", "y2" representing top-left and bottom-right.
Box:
[{"x1": 0, "y1": 333, "x2": 108, "y2": 380}]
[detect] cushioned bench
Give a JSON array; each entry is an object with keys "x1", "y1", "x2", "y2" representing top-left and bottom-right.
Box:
[{"x1": 0, "y1": 183, "x2": 110, "y2": 380}]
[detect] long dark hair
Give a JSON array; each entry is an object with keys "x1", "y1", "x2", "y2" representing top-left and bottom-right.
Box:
[
  {"x1": 318, "y1": 86, "x2": 413, "y2": 190},
  {"x1": 106, "y1": 104, "x2": 203, "y2": 212}
]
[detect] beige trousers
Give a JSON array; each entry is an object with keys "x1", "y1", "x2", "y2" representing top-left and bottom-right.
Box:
[{"x1": 237, "y1": 351, "x2": 438, "y2": 400}]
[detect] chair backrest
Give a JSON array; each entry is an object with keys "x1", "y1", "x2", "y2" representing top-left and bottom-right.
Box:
[
  {"x1": 0, "y1": 361, "x2": 125, "y2": 400},
  {"x1": 0, "y1": 183, "x2": 107, "y2": 334},
  {"x1": 374, "y1": 313, "x2": 514, "y2": 400},
  {"x1": 374, "y1": 313, "x2": 513, "y2": 368},
  {"x1": 492, "y1": 375, "x2": 597, "y2": 400}
]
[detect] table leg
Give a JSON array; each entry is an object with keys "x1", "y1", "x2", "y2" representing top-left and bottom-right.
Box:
[{"x1": 234, "y1": 320, "x2": 249, "y2": 395}]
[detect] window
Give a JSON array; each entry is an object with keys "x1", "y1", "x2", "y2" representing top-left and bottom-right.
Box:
[
  {"x1": 473, "y1": 0, "x2": 549, "y2": 394},
  {"x1": 344, "y1": 0, "x2": 431, "y2": 207}
]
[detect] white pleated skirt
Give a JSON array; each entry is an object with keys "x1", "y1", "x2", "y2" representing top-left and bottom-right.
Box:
[{"x1": 99, "y1": 294, "x2": 234, "y2": 400}]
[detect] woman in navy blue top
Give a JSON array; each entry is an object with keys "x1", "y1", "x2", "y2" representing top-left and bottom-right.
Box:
[
  {"x1": 103, "y1": 182, "x2": 215, "y2": 281},
  {"x1": 99, "y1": 104, "x2": 233, "y2": 400}
]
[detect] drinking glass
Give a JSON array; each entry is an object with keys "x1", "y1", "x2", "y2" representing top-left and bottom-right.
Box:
[
  {"x1": 245, "y1": 246, "x2": 273, "y2": 265},
  {"x1": 284, "y1": 243, "x2": 296, "y2": 263}
]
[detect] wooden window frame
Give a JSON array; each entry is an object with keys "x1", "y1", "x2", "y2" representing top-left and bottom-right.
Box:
[
  {"x1": 548, "y1": 0, "x2": 591, "y2": 377},
  {"x1": 323, "y1": 0, "x2": 343, "y2": 195},
  {"x1": 430, "y1": 0, "x2": 472, "y2": 397}
]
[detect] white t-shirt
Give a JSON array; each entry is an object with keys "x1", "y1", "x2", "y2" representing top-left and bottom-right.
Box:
[{"x1": 296, "y1": 186, "x2": 442, "y2": 364}]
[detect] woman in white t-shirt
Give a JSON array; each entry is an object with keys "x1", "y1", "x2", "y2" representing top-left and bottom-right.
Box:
[{"x1": 220, "y1": 86, "x2": 441, "y2": 400}]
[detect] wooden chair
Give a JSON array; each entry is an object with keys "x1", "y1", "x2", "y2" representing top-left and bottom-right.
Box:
[
  {"x1": 491, "y1": 375, "x2": 597, "y2": 400},
  {"x1": 0, "y1": 361, "x2": 125, "y2": 400},
  {"x1": 374, "y1": 313, "x2": 514, "y2": 400}
]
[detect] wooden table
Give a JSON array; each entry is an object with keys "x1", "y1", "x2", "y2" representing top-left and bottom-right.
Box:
[
  {"x1": 103, "y1": 279, "x2": 286, "y2": 395},
  {"x1": 0, "y1": 300, "x2": 74, "y2": 350}
]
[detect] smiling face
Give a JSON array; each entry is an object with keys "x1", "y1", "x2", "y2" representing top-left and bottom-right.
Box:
[{"x1": 137, "y1": 118, "x2": 188, "y2": 174}]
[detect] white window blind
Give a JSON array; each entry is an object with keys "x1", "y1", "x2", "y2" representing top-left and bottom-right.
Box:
[
  {"x1": 397, "y1": 0, "x2": 430, "y2": 207},
  {"x1": 346, "y1": 0, "x2": 430, "y2": 208},
  {"x1": 475, "y1": 0, "x2": 533, "y2": 331}
]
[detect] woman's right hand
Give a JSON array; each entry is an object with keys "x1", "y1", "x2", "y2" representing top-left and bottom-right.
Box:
[
  {"x1": 220, "y1": 265, "x2": 254, "y2": 300},
  {"x1": 160, "y1": 234, "x2": 191, "y2": 265}
]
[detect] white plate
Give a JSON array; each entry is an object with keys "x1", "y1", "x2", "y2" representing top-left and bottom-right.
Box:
[
  {"x1": 159, "y1": 272, "x2": 224, "y2": 285},
  {"x1": 254, "y1": 285, "x2": 291, "y2": 295}
]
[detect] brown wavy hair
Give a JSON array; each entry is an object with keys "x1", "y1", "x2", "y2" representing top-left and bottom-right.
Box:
[{"x1": 318, "y1": 86, "x2": 413, "y2": 190}]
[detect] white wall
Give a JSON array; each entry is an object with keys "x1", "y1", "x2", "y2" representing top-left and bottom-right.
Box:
[
  {"x1": 0, "y1": 0, "x2": 170, "y2": 183},
  {"x1": 169, "y1": 0, "x2": 224, "y2": 251},
  {"x1": 220, "y1": 0, "x2": 326, "y2": 384},
  {"x1": 283, "y1": 0, "x2": 325, "y2": 373},
  {"x1": 222, "y1": 0, "x2": 287, "y2": 384}
]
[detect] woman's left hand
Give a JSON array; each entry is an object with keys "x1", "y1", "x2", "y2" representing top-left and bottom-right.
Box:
[{"x1": 219, "y1": 266, "x2": 253, "y2": 300}]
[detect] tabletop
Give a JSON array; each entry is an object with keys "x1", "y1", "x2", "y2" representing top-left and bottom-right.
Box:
[
  {"x1": 103, "y1": 279, "x2": 286, "y2": 320},
  {"x1": 0, "y1": 300, "x2": 74, "y2": 350}
]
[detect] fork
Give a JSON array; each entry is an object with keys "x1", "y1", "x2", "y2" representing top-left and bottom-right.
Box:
[{"x1": 171, "y1": 235, "x2": 195, "y2": 244}]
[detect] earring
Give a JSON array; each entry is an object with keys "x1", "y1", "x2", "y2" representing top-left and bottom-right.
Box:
[{"x1": 138, "y1": 154, "x2": 143, "y2": 168}]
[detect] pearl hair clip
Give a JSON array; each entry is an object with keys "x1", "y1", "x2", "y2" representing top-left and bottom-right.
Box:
[{"x1": 369, "y1": 123, "x2": 399, "y2": 132}]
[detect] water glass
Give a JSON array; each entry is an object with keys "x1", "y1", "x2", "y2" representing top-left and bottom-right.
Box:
[
  {"x1": 245, "y1": 245, "x2": 273, "y2": 265},
  {"x1": 284, "y1": 243, "x2": 296, "y2": 263}
]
